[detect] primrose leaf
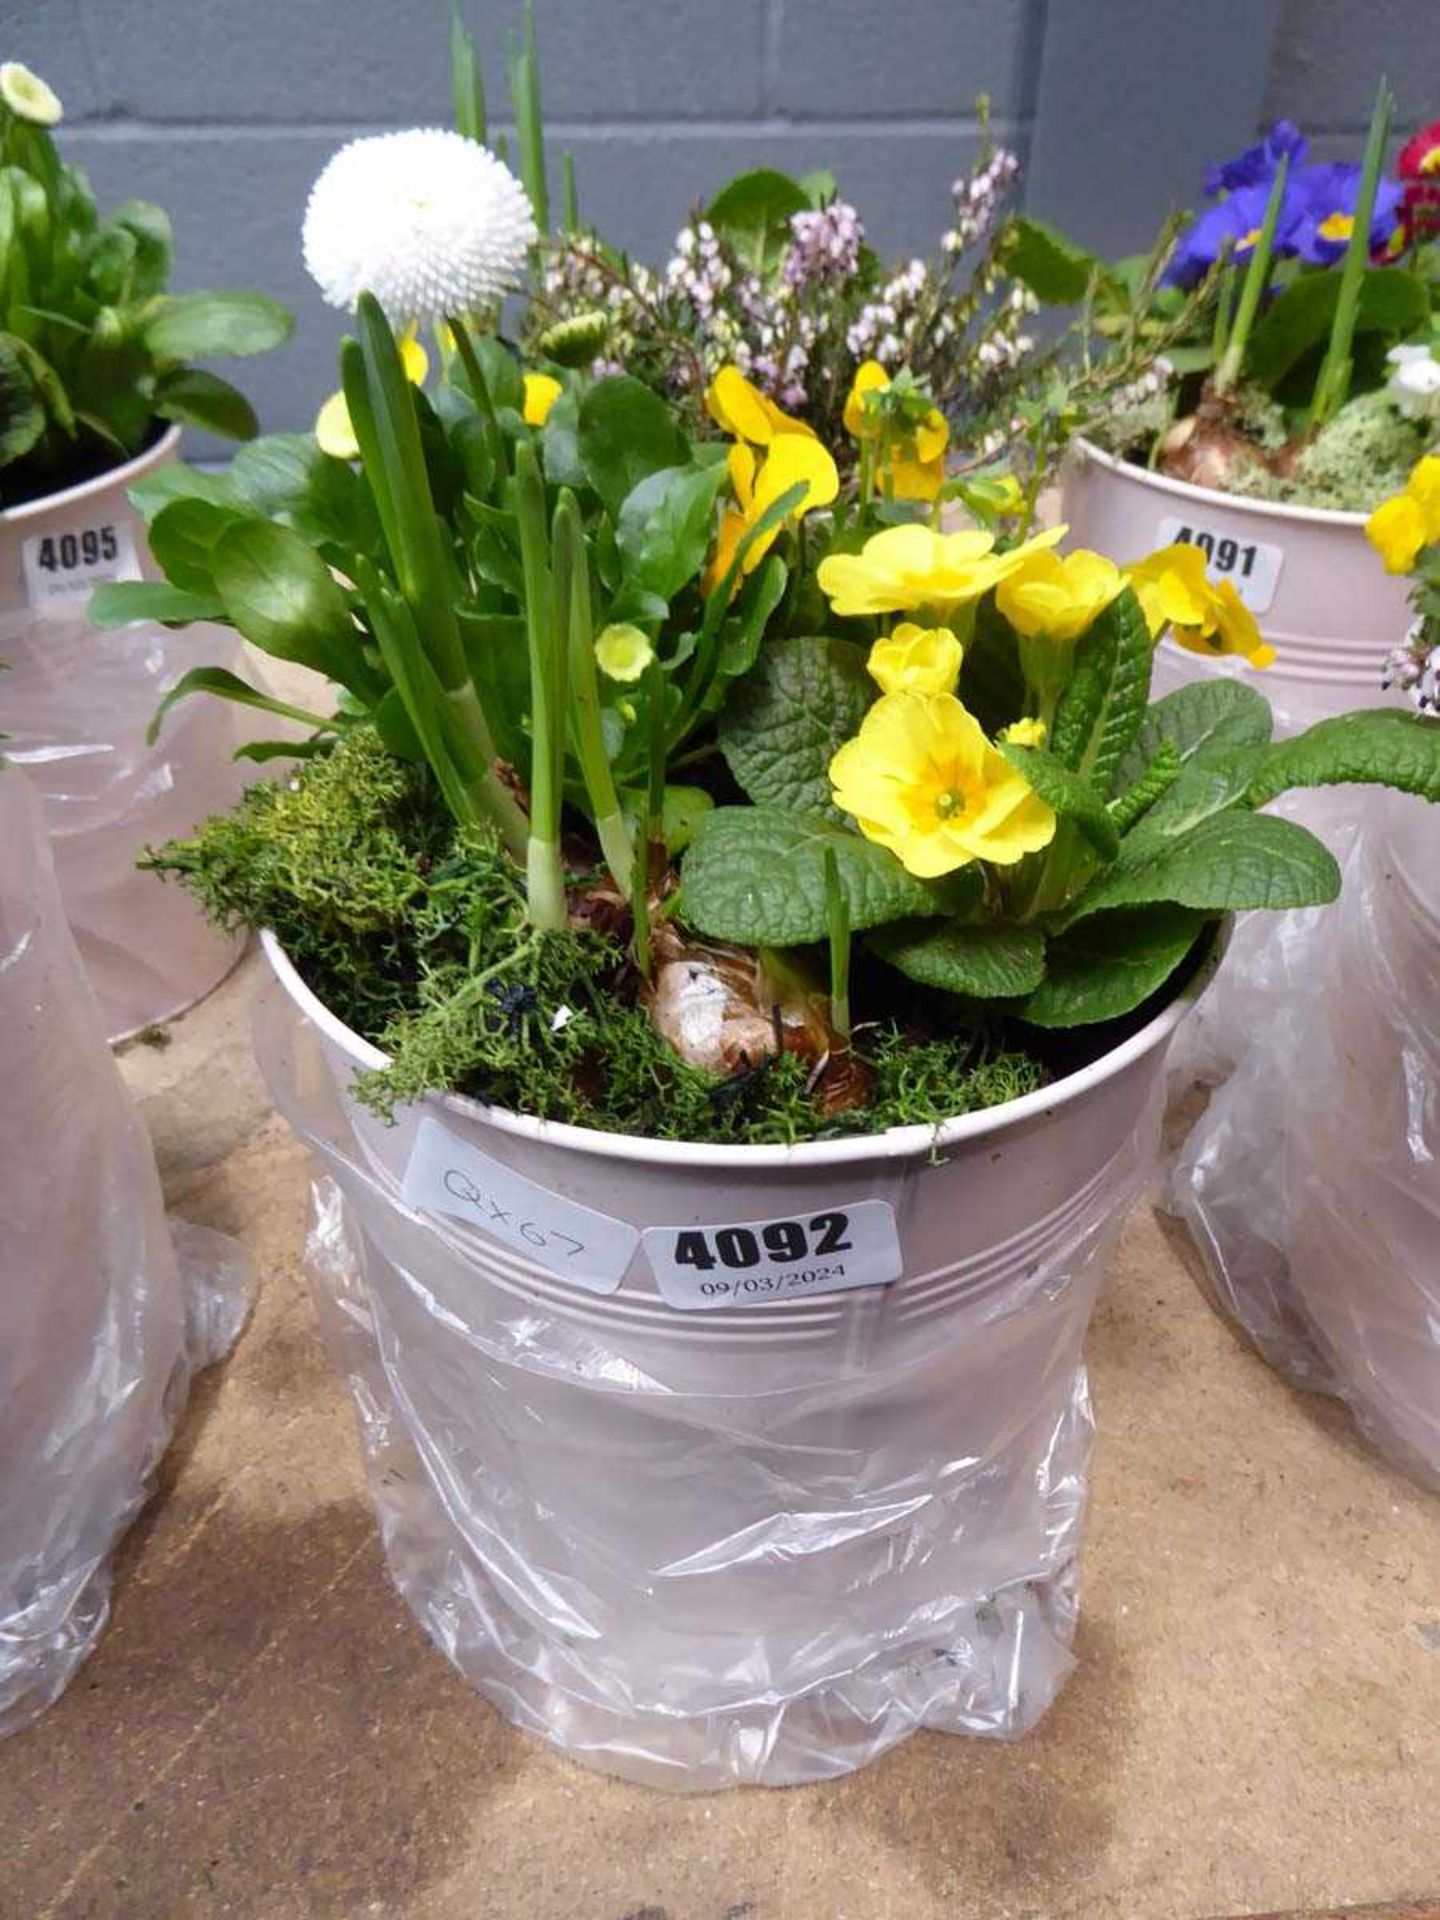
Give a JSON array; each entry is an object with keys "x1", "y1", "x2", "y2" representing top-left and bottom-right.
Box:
[
  {"x1": 1244, "y1": 709, "x2": 1440, "y2": 807},
  {"x1": 577, "y1": 375, "x2": 690, "y2": 515},
  {"x1": 146, "y1": 496, "x2": 251, "y2": 594},
  {"x1": 999, "y1": 744, "x2": 1119, "y2": 861},
  {"x1": 718, "y1": 634, "x2": 874, "y2": 818},
  {"x1": 869, "y1": 919, "x2": 1046, "y2": 998},
  {"x1": 1246, "y1": 268, "x2": 1430, "y2": 395},
  {"x1": 680, "y1": 807, "x2": 937, "y2": 945},
  {"x1": 1117, "y1": 677, "x2": 1274, "y2": 788},
  {"x1": 141, "y1": 289, "x2": 292, "y2": 360},
  {"x1": 616, "y1": 461, "x2": 726, "y2": 601},
  {"x1": 1060, "y1": 808, "x2": 1340, "y2": 924},
  {"x1": 153, "y1": 367, "x2": 258, "y2": 440},
  {"x1": 229, "y1": 433, "x2": 380, "y2": 555},
  {"x1": 128, "y1": 461, "x2": 243, "y2": 518},
  {"x1": 1120, "y1": 747, "x2": 1263, "y2": 851},
  {"x1": 1049, "y1": 585, "x2": 1150, "y2": 796},
  {"x1": 1020, "y1": 906, "x2": 1210, "y2": 1028}
]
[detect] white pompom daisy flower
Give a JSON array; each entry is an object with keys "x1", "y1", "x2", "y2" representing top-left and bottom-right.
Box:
[
  {"x1": 1, "y1": 62, "x2": 62, "y2": 127},
  {"x1": 302, "y1": 128, "x2": 537, "y2": 331}
]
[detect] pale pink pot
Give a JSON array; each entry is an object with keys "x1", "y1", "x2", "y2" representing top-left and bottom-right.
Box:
[
  {"x1": 0, "y1": 428, "x2": 251, "y2": 1041},
  {"x1": 256, "y1": 930, "x2": 1212, "y2": 1787},
  {"x1": 1061, "y1": 438, "x2": 1413, "y2": 734}
]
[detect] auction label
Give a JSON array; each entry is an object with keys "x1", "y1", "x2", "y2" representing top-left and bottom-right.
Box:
[
  {"x1": 643, "y1": 1201, "x2": 902, "y2": 1311},
  {"x1": 402, "y1": 1116, "x2": 639, "y2": 1294},
  {"x1": 1155, "y1": 514, "x2": 1283, "y2": 614},
  {"x1": 22, "y1": 519, "x2": 141, "y2": 610}
]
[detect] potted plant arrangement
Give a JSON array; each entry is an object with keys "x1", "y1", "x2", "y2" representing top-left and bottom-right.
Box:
[
  {"x1": 1062, "y1": 88, "x2": 1440, "y2": 733},
  {"x1": 0, "y1": 60, "x2": 292, "y2": 1038},
  {"x1": 1170, "y1": 451, "x2": 1440, "y2": 1488},
  {"x1": 97, "y1": 40, "x2": 1440, "y2": 1777}
]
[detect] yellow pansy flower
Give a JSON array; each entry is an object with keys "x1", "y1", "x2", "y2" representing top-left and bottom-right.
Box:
[
  {"x1": 1366, "y1": 454, "x2": 1440, "y2": 575},
  {"x1": 843, "y1": 360, "x2": 949, "y2": 502},
  {"x1": 705, "y1": 364, "x2": 816, "y2": 445},
  {"x1": 1000, "y1": 717, "x2": 1047, "y2": 747},
  {"x1": 595, "y1": 623, "x2": 654, "y2": 683},
  {"x1": 706, "y1": 433, "x2": 839, "y2": 592},
  {"x1": 830, "y1": 690, "x2": 1056, "y2": 879},
  {"x1": 996, "y1": 548, "x2": 1122, "y2": 642},
  {"x1": 1125, "y1": 544, "x2": 1275, "y2": 668},
  {"x1": 523, "y1": 372, "x2": 562, "y2": 426},
  {"x1": 817, "y1": 522, "x2": 1066, "y2": 619},
  {"x1": 866, "y1": 622, "x2": 963, "y2": 696},
  {"x1": 316, "y1": 330, "x2": 429, "y2": 459}
]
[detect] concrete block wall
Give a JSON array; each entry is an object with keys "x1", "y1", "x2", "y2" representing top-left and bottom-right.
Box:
[{"x1": 1, "y1": 0, "x2": 1436, "y2": 441}]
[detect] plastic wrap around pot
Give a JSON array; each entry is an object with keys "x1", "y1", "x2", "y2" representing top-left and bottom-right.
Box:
[
  {"x1": 254, "y1": 934, "x2": 1196, "y2": 1791},
  {"x1": 0, "y1": 766, "x2": 251, "y2": 1737},
  {"x1": 1168, "y1": 788, "x2": 1440, "y2": 1489}
]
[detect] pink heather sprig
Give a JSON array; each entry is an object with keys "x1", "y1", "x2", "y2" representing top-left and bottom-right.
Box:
[
  {"x1": 1383, "y1": 622, "x2": 1440, "y2": 714},
  {"x1": 783, "y1": 201, "x2": 864, "y2": 289}
]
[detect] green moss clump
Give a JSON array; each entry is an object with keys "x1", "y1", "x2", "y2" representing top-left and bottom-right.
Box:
[
  {"x1": 1210, "y1": 389, "x2": 1430, "y2": 514},
  {"x1": 150, "y1": 727, "x2": 1048, "y2": 1146}
]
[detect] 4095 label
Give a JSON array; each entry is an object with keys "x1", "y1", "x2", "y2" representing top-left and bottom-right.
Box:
[
  {"x1": 21, "y1": 519, "x2": 140, "y2": 610},
  {"x1": 642, "y1": 1200, "x2": 902, "y2": 1311}
]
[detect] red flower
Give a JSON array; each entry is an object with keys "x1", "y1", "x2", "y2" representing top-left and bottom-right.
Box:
[{"x1": 1399, "y1": 118, "x2": 1440, "y2": 240}]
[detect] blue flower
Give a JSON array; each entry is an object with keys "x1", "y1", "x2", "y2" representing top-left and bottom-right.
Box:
[
  {"x1": 1163, "y1": 180, "x2": 1302, "y2": 289},
  {"x1": 1204, "y1": 120, "x2": 1308, "y2": 198},
  {"x1": 1290, "y1": 162, "x2": 1405, "y2": 264}
]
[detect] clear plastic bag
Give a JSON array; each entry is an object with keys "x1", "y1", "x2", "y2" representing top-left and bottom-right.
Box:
[
  {"x1": 254, "y1": 971, "x2": 1167, "y2": 1791},
  {"x1": 1168, "y1": 788, "x2": 1440, "y2": 1488},
  {"x1": 0, "y1": 604, "x2": 257, "y2": 1042},
  {"x1": 0, "y1": 766, "x2": 252, "y2": 1737}
]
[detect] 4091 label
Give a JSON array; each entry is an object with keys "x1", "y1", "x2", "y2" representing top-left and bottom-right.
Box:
[
  {"x1": 642, "y1": 1200, "x2": 902, "y2": 1311},
  {"x1": 1155, "y1": 514, "x2": 1283, "y2": 614}
]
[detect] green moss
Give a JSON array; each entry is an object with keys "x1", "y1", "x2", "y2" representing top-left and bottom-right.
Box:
[
  {"x1": 1223, "y1": 389, "x2": 1430, "y2": 513},
  {"x1": 151, "y1": 727, "x2": 1048, "y2": 1146}
]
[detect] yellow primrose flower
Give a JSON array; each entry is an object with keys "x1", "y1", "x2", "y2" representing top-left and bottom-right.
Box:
[
  {"x1": 843, "y1": 360, "x2": 949, "y2": 502},
  {"x1": 523, "y1": 372, "x2": 562, "y2": 426},
  {"x1": 830, "y1": 691, "x2": 1056, "y2": 878},
  {"x1": 595, "y1": 623, "x2": 654, "y2": 683},
  {"x1": 996, "y1": 548, "x2": 1122, "y2": 642},
  {"x1": 1000, "y1": 717, "x2": 1047, "y2": 748},
  {"x1": 866, "y1": 622, "x2": 963, "y2": 696},
  {"x1": 1366, "y1": 455, "x2": 1440, "y2": 574},
  {"x1": 706, "y1": 432, "x2": 839, "y2": 591},
  {"x1": 705, "y1": 364, "x2": 816, "y2": 445},
  {"x1": 316, "y1": 330, "x2": 429, "y2": 459},
  {"x1": 818, "y1": 521, "x2": 1066, "y2": 619},
  {"x1": 1125, "y1": 544, "x2": 1275, "y2": 668}
]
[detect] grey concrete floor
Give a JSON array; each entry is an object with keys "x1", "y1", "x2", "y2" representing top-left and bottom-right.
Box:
[{"x1": 2, "y1": 947, "x2": 1440, "y2": 1920}]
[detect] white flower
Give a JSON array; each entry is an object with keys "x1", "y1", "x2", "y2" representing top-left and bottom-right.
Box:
[
  {"x1": 302, "y1": 128, "x2": 536, "y2": 330},
  {"x1": 1387, "y1": 343, "x2": 1440, "y2": 421},
  {"x1": 1, "y1": 62, "x2": 61, "y2": 126}
]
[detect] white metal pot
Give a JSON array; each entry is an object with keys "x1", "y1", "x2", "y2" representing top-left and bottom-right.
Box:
[
  {"x1": 257, "y1": 929, "x2": 1210, "y2": 1788},
  {"x1": 0, "y1": 428, "x2": 250, "y2": 1041},
  {"x1": 1061, "y1": 437, "x2": 1412, "y2": 735}
]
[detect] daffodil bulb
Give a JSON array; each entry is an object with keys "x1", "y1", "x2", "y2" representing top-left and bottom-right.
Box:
[{"x1": 302, "y1": 128, "x2": 537, "y2": 331}]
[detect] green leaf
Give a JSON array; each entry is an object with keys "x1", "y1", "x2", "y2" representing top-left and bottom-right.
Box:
[
  {"x1": 146, "y1": 496, "x2": 250, "y2": 594},
  {"x1": 2, "y1": 332, "x2": 74, "y2": 435},
  {"x1": 128, "y1": 461, "x2": 242, "y2": 518},
  {"x1": 959, "y1": 591, "x2": 1026, "y2": 736},
  {"x1": 1049, "y1": 586, "x2": 1151, "y2": 795},
  {"x1": 1061, "y1": 809, "x2": 1340, "y2": 923},
  {"x1": 718, "y1": 633, "x2": 873, "y2": 817},
  {"x1": 209, "y1": 518, "x2": 359, "y2": 684},
  {"x1": 147, "y1": 665, "x2": 333, "y2": 745},
  {"x1": 109, "y1": 198, "x2": 171, "y2": 299},
  {"x1": 1003, "y1": 215, "x2": 1109, "y2": 305},
  {"x1": 539, "y1": 385, "x2": 585, "y2": 488},
  {"x1": 0, "y1": 336, "x2": 46, "y2": 463},
  {"x1": 1245, "y1": 267, "x2": 1429, "y2": 394},
  {"x1": 88, "y1": 580, "x2": 223, "y2": 627},
  {"x1": 153, "y1": 366, "x2": 258, "y2": 439},
  {"x1": 1120, "y1": 748, "x2": 1264, "y2": 851},
  {"x1": 616, "y1": 461, "x2": 725, "y2": 600},
  {"x1": 141, "y1": 290, "x2": 293, "y2": 361},
  {"x1": 704, "y1": 169, "x2": 810, "y2": 274},
  {"x1": 869, "y1": 919, "x2": 1046, "y2": 998},
  {"x1": 229, "y1": 432, "x2": 380, "y2": 554},
  {"x1": 1020, "y1": 907, "x2": 1209, "y2": 1028},
  {"x1": 577, "y1": 376, "x2": 690, "y2": 515},
  {"x1": 680, "y1": 807, "x2": 937, "y2": 946},
  {"x1": 1116, "y1": 676, "x2": 1273, "y2": 787},
  {"x1": 1244, "y1": 709, "x2": 1440, "y2": 808},
  {"x1": 999, "y1": 744, "x2": 1119, "y2": 860}
]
